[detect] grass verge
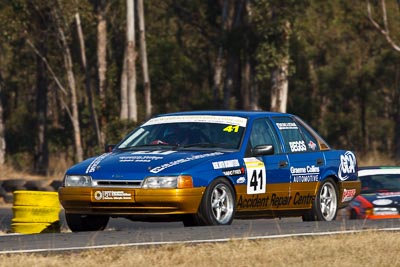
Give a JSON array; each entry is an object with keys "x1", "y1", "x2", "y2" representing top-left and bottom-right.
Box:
[{"x1": 0, "y1": 231, "x2": 398, "y2": 266}]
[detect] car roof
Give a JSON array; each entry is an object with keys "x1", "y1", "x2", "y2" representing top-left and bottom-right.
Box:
[
  {"x1": 358, "y1": 166, "x2": 400, "y2": 176},
  {"x1": 155, "y1": 110, "x2": 289, "y2": 119}
]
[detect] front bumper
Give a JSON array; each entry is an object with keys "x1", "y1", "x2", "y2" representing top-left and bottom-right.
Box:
[
  {"x1": 58, "y1": 186, "x2": 205, "y2": 215},
  {"x1": 365, "y1": 214, "x2": 400, "y2": 219}
]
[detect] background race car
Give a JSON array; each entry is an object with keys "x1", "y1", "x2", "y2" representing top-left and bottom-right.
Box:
[{"x1": 347, "y1": 166, "x2": 400, "y2": 219}]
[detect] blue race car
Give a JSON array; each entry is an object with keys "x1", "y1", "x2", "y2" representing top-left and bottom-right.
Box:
[{"x1": 58, "y1": 111, "x2": 360, "y2": 231}]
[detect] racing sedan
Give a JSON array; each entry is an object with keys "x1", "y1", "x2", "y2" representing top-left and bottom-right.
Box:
[
  {"x1": 58, "y1": 111, "x2": 360, "y2": 232},
  {"x1": 347, "y1": 166, "x2": 400, "y2": 219}
]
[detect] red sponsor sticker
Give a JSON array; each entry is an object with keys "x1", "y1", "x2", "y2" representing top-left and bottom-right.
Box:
[{"x1": 342, "y1": 188, "x2": 356, "y2": 202}]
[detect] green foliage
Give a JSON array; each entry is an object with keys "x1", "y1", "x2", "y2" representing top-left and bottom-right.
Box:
[{"x1": 1, "y1": 0, "x2": 400, "y2": 170}]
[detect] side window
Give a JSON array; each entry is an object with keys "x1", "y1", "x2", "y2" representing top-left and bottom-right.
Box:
[
  {"x1": 249, "y1": 119, "x2": 281, "y2": 153},
  {"x1": 296, "y1": 122, "x2": 320, "y2": 151},
  {"x1": 272, "y1": 117, "x2": 307, "y2": 153}
]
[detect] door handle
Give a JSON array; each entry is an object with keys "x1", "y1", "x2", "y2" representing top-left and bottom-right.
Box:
[
  {"x1": 279, "y1": 160, "x2": 288, "y2": 168},
  {"x1": 316, "y1": 158, "x2": 324, "y2": 165}
]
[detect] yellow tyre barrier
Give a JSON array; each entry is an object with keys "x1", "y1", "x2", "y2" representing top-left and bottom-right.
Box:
[
  {"x1": 12, "y1": 206, "x2": 60, "y2": 223},
  {"x1": 13, "y1": 190, "x2": 60, "y2": 207},
  {"x1": 11, "y1": 222, "x2": 60, "y2": 234},
  {"x1": 11, "y1": 190, "x2": 61, "y2": 234}
]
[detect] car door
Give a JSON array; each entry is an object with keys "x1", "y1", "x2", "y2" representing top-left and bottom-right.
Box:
[
  {"x1": 271, "y1": 116, "x2": 326, "y2": 209},
  {"x1": 242, "y1": 118, "x2": 291, "y2": 210}
]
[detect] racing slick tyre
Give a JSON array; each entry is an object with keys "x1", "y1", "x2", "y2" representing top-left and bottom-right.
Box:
[
  {"x1": 65, "y1": 213, "x2": 110, "y2": 232},
  {"x1": 2, "y1": 179, "x2": 26, "y2": 192},
  {"x1": 185, "y1": 178, "x2": 235, "y2": 227},
  {"x1": 302, "y1": 178, "x2": 338, "y2": 221},
  {"x1": 349, "y1": 209, "x2": 358, "y2": 220}
]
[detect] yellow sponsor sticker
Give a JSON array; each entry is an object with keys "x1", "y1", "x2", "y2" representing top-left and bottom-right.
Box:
[{"x1": 244, "y1": 157, "x2": 266, "y2": 194}]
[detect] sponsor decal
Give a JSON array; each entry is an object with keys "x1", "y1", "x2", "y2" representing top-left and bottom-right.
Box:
[
  {"x1": 377, "y1": 192, "x2": 400, "y2": 198},
  {"x1": 236, "y1": 192, "x2": 315, "y2": 209},
  {"x1": 85, "y1": 153, "x2": 111, "y2": 173},
  {"x1": 149, "y1": 152, "x2": 224, "y2": 173},
  {"x1": 119, "y1": 155, "x2": 164, "y2": 163},
  {"x1": 131, "y1": 150, "x2": 176, "y2": 155},
  {"x1": 276, "y1": 122, "x2": 298, "y2": 130},
  {"x1": 223, "y1": 168, "x2": 245, "y2": 176},
  {"x1": 289, "y1": 140, "x2": 307, "y2": 152},
  {"x1": 94, "y1": 190, "x2": 132, "y2": 200},
  {"x1": 270, "y1": 193, "x2": 291, "y2": 208},
  {"x1": 244, "y1": 158, "x2": 266, "y2": 194},
  {"x1": 293, "y1": 192, "x2": 315, "y2": 205},
  {"x1": 338, "y1": 151, "x2": 357, "y2": 181},
  {"x1": 237, "y1": 194, "x2": 269, "y2": 209},
  {"x1": 143, "y1": 115, "x2": 247, "y2": 127},
  {"x1": 291, "y1": 165, "x2": 320, "y2": 183},
  {"x1": 236, "y1": 177, "x2": 246, "y2": 184},
  {"x1": 372, "y1": 199, "x2": 393, "y2": 206},
  {"x1": 308, "y1": 141, "x2": 317, "y2": 150},
  {"x1": 212, "y1": 159, "x2": 240, "y2": 169},
  {"x1": 342, "y1": 188, "x2": 356, "y2": 202}
]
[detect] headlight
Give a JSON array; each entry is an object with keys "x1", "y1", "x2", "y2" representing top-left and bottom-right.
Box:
[
  {"x1": 64, "y1": 175, "x2": 92, "y2": 187},
  {"x1": 373, "y1": 207, "x2": 399, "y2": 215},
  {"x1": 142, "y1": 175, "x2": 193, "y2": 189}
]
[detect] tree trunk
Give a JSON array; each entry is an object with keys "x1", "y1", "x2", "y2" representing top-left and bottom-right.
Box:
[
  {"x1": 0, "y1": 72, "x2": 5, "y2": 165},
  {"x1": 56, "y1": 13, "x2": 83, "y2": 162},
  {"x1": 127, "y1": 0, "x2": 137, "y2": 122},
  {"x1": 270, "y1": 59, "x2": 289, "y2": 113},
  {"x1": 34, "y1": 45, "x2": 49, "y2": 175},
  {"x1": 212, "y1": 0, "x2": 229, "y2": 108},
  {"x1": 223, "y1": 0, "x2": 244, "y2": 110},
  {"x1": 270, "y1": 20, "x2": 290, "y2": 113},
  {"x1": 76, "y1": 12, "x2": 101, "y2": 149},
  {"x1": 137, "y1": 0, "x2": 151, "y2": 119},
  {"x1": 96, "y1": 0, "x2": 107, "y2": 146},
  {"x1": 120, "y1": 49, "x2": 128, "y2": 120},
  {"x1": 28, "y1": 4, "x2": 50, "y2": 175},
  {"x1": 241, "y1": 52, "x2": 251, "y2": 110},
  {"x1": 223, "y1": 56, "x2": 235, "y2": 109}
]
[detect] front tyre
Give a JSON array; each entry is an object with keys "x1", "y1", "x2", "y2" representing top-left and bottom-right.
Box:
[
  {"x1": 303, "y1": 178, "x2": 338, "y2": 221},
  {"x1": 188, "y1": 178, "x2": 235, "y2": 226},
  {"x1": 65, "y1": 213, "x2": 110, "y2": 232}
]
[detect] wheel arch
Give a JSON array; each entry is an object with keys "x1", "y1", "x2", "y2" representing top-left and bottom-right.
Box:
[
  {"x1": 207, "y1": 175, "x2": 238, "y2": 199},
  {"x1": 320, "y1": 172, "x2": 341, "y2": 193}
]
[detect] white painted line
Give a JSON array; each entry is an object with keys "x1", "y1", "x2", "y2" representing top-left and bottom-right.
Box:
[{"x1": 0, "y1": 227, "x2": 399, "y2": 254}]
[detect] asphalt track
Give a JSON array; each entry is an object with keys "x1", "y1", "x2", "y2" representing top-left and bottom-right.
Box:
[{"x1": 0, "y1": 207, "x2": 400, "y2": 254}]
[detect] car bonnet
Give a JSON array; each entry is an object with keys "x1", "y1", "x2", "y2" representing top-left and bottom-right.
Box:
[
  {"x1": 361, "y1": 192, "x2": 400, "y2": 207},
  {"x1": 65, "y1": 150, "x2": 229, "y2": 180}
]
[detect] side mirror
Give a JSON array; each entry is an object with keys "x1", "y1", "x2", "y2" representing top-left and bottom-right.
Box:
[
  {"x1": 251, "y1": 144, "x2": 274, "y2": 156},
  {"x1": 105, "y1": 144, "x2": 116, "y2": 153}
]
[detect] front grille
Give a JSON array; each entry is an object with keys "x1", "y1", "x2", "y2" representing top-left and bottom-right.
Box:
[{"x1": 94, "y1": 180, "x2": 142, "y2": 188}]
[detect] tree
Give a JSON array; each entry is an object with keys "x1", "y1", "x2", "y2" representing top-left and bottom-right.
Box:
[
  {"x1": 367, "y1": 0, "x2": 400, "y2": 160},
  {"x1": 126, "y1": 0, "x2": 137, "y2": 122},
  {"x1": 0, "y1": 71, "x2": 5, "y2": 165},
  {"x1": 53, "y1": 2, "x2": 83, "y2": 162},
  {"x1": 95, "y1": 0, "x2": 108, "y2": 146},
  {"x1": 137, "y1": 0, "x2": 152, "y2": 119},
  {"x1": 24, "y1": 1, "x2": 51, "y2": 174},
  {"x1": 75, "y1": 11, "x2": 101, "y2": 149}
]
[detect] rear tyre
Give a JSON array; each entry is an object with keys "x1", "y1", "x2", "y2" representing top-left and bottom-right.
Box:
[
  {"x1": 65, "y1": 213, "x2": 109, "y2": 232},
  {"x1": 196, "y1": 178, "x2": 235, "y2": 226},
  {"x1": 302, "y1": 178, "x2": 338, "y2": 221}
]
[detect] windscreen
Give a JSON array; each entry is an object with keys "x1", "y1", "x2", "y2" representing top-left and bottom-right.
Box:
[
  {"x1": 361, "y1": 174, "x2": 400, "y2": 193},
  {"x1": 117, "y1": 115, "x2": 247, "y2": 150}
]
